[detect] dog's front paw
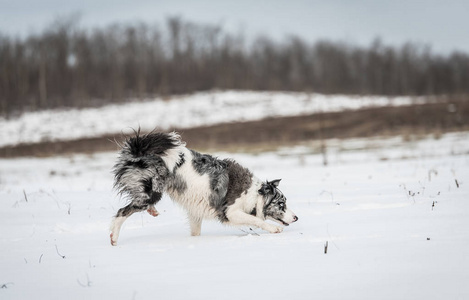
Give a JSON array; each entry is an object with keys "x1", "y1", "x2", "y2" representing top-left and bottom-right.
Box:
[{"x1": 268, "y1": 225, "x2": 283, "y2": 234}]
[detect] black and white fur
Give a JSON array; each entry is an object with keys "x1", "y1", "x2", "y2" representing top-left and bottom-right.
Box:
[{"x1": 110, "y1": 131, "x2": 297, "y2": 245}]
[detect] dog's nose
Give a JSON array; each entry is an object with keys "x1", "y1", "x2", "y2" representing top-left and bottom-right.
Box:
[{"x1": 292, "y1": 215, "x2": 298, "y2": 222}]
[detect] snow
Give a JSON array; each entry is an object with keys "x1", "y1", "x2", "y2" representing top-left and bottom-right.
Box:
[
  {"x1": 0, "y1": 90, "x2": 427, "y2": 147},
  {"x1": 1, "y1": 132, "x2": 468, "y2": 299}
]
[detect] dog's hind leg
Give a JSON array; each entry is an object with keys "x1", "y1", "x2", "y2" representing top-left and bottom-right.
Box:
[
  {"x1": 145, "y1": 191, "x2": 163, "y2": 217},
  {"x1": 110, "y1": 191, "x2": 163, "y2": 246},
  {"x1": 110, "y1": 216, "x2": 126, "y2": 246},
  {"x1": 110, "y1": 202, "x2": 147, "y2": 246},
  {"x1": 147, "y1": 205, "x2": 159, "y2": 217}
]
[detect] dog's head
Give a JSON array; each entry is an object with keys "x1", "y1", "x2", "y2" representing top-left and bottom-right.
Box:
[{"x1": 258, "y1": 179, "x2": 298, "y2": 226}]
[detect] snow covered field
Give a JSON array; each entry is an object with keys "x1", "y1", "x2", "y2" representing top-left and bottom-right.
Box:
[
  {"x1": 1, "y1": 132, "x2": 468, "y2": 299},
  {"x1": 0, "y1": 90, "x2": 428, "y2": 147}
]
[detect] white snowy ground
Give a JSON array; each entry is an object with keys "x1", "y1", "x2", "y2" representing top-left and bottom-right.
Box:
[
  {"x1": 0, "y1": 90, "x2": 429, "y2": 147},
  {"x1": 1, "y1": 132, "x2": 468, "y2": 300}
]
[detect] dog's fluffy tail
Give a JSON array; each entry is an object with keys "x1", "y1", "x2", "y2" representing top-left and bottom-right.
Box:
[
  {"x1": 124, "y1": 131, "x2": 184, "y2": 157},
  {"x1": 113, "y1": 130, "x2": 186, "y2": 198}
]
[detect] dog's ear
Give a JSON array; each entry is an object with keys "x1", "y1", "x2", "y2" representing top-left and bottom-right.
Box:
[
  {"x1": 258, "y1": 179, "x2": 281, "y2": 195},
  {"x1": 269, "y1": 179, "x2": 281, "y2": 187},
  {"x1": 258, "y1": 181, "x2": 273, "y2": 195}
]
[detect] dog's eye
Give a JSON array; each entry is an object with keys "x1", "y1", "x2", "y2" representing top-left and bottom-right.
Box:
[{"x1": 279, "y1": 203, "x2": 285, "y2": 208}]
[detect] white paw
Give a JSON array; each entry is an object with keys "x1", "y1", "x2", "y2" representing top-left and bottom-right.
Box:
[
  {"x1": 268, "y1": 225, "x2": 284, "y2": 234},
  {"x1": 110, "y1": 232, "x2": 118, "y2": 246},
  {"x1": 147, "y1": 207, "x2": 159, "y2": 217}
]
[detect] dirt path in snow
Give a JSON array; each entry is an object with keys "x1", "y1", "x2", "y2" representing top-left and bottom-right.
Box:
[{"x1": 1, "y1": 98, "x2": 468, "y2": 157}]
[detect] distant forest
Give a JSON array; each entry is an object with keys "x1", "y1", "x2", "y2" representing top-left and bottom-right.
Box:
[{"x1": 1, "y1": 16, "x2": 469, "y2": 116}]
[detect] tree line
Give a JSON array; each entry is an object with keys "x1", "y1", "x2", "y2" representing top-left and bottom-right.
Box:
[{"x1": 1, "y1": 16, "x2": 469, "y2": 116}]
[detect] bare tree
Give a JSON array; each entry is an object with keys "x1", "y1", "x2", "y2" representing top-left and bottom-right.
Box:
[{"x1": 1, "y1": 16, "x2": 469, "y2": 116}]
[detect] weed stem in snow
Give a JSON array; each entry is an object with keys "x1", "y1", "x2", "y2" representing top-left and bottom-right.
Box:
[{"x1": 55, "y1": 244, "x2": 66, "y2": 259}]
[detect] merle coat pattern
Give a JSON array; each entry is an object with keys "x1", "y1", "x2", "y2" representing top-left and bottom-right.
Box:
[{"x1": 110, "y1": 131, "x2": 297, "y2": 245}]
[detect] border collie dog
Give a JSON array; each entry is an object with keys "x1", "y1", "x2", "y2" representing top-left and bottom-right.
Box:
[{"x1": 110, "y1": 131, "x2": 298, "y2": 245}]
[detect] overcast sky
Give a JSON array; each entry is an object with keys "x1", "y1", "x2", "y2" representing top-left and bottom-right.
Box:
[{"x1": 1, "y1": 0, "x2": 468, "y2": 54}]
